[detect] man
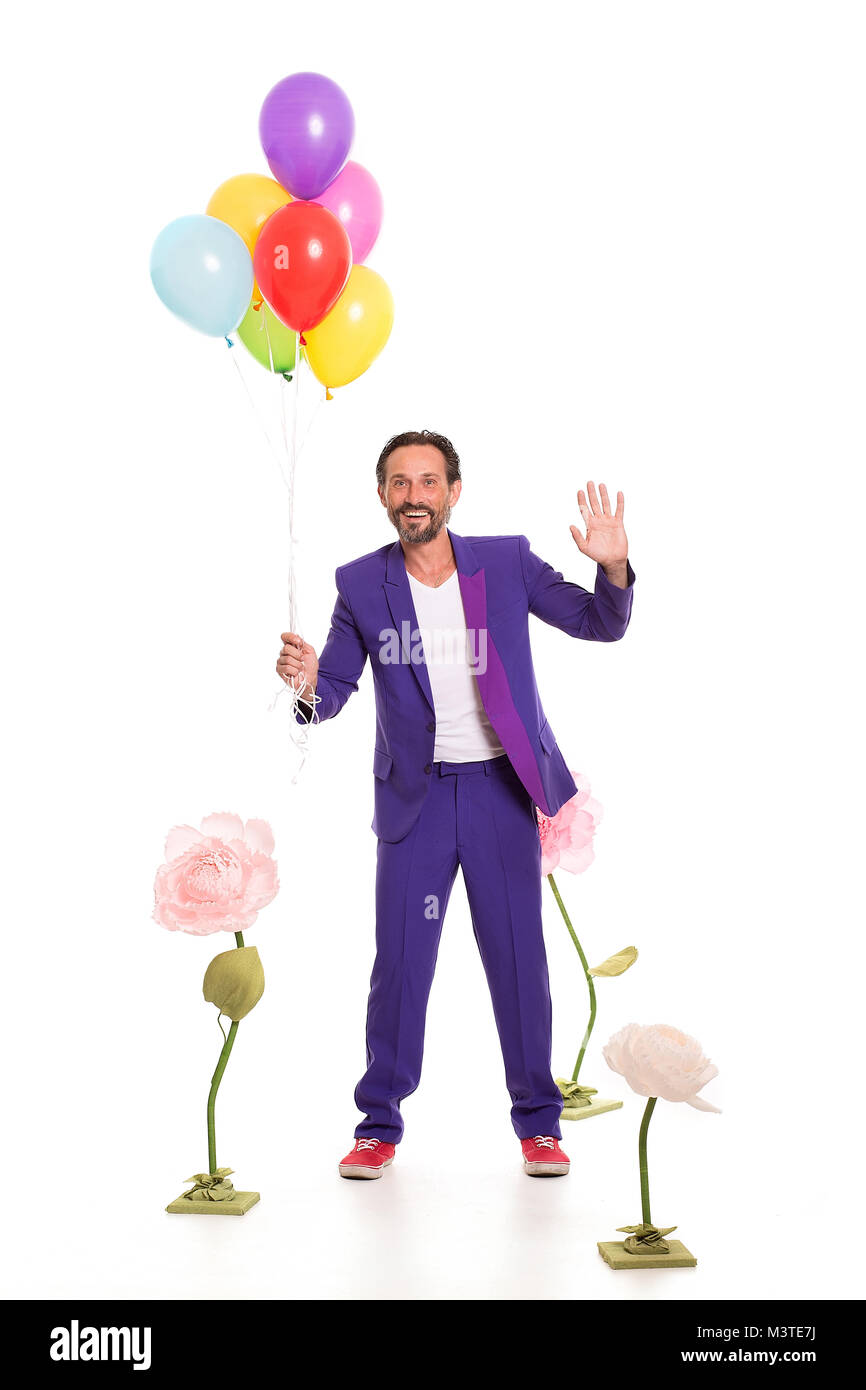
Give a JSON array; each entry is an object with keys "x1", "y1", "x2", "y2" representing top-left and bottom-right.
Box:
[{"x1": 276, "y1": 430, "x2": 635, "y2": 1179}]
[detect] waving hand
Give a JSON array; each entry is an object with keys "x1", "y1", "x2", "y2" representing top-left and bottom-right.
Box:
[{"x1": 570, "y1": 481, "x2": 628, "y2": 576}]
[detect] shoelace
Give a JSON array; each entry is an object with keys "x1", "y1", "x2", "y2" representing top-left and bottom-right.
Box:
[
  {"x1": 532, "y1": 1136, "x2": 556, "y2": 1150},
  {"x1": 354, "y1": 1138, "x2": 382, "y2": 1152}
]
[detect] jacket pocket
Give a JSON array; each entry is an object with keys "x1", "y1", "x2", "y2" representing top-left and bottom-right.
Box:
[
  {"x1": 538, "y1": 719, "x2": 556, "y2": 755},
  {"x1": 373, "y1": 748, "x2": 394, "y2": 780}
]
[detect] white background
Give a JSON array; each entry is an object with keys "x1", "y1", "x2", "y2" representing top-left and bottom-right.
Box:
[{"x1": 2, "y1": 0, "x2": 863, "y2": 1302}]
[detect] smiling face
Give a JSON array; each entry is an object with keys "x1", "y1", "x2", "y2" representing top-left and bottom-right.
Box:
[{"x1": 379, "y1": 443, "x2": 462, "y2": 545}]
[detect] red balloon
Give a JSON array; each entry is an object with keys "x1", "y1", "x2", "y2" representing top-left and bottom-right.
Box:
[{"x1": 254, "y1": 200, "x2": 352, "y2": 333}]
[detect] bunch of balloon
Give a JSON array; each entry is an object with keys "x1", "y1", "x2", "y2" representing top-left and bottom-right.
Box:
[
  {"x1": 150, "y1": 69, "x2": 395, "y2": 390},
  {"x1": 149, "y1": 71, "x2": 395, "y2": 771}
]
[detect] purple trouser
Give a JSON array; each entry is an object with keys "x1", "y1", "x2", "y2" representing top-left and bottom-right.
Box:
[{"x1": 354, "y1": 754, "x2": 564, "y2": 1143}]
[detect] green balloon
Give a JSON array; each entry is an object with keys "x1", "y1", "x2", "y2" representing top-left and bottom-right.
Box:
[{"x1": 236, "y1": 299, "x2": 297, "y2": 374}]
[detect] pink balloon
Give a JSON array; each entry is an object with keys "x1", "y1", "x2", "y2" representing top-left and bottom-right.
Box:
[{"x1": 312, "y1": 160, "x2": 383, "y2": 264}]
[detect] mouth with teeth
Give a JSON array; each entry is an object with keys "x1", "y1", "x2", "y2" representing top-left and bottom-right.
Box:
[{"x1": 390, "y1": 498, "x2": 451, "y2": 543}]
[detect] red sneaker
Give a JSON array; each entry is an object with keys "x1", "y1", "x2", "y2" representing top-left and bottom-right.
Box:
[
  {"x1": 521, "y1": 1135, "x2": 570, "y2": 1176},
  {"x1": 338, "y1": 1137, "x2": 396, "y2": 1179}
]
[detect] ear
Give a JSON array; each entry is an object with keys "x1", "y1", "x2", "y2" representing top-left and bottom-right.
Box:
[{"x1": 449, "y1": 479, "x2": 462, "y2": 507}]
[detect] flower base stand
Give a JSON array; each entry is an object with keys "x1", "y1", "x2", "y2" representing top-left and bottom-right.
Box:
[
  {"x1": 165, "y1": 1168, "x2": 260, "y2": 1216},
  {"x1": 598, "y1": 1238, "x2": 697, "y2": 1270},
  {"x1": 561, "y1": 1095, "x2": 623, "y2": 1121},
  {"x1": 166, "y1": 1190, "x2": 260, "y2": 1215}
]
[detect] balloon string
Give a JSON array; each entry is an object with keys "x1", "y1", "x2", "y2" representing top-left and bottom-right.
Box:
[
  {"x1": 227, "y1": 345, "x2": 285, "y2": 480},
  {"x1": 282, "y1": 328, "x2": 300, "y2": 636},
  {"x1": 267, "y1": 315, "x2": 323, "y2": 781},
  {"x1": 296, "y1": 386, "x2": 327, "y2": 460},
  {"x1": 226, "y1": 324, "x2": 322, "y2": 781}
]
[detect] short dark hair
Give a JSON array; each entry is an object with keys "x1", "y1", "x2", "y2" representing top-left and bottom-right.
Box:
[{"x1": 376, "y1": 430, "x2": 461, "y2": 489}]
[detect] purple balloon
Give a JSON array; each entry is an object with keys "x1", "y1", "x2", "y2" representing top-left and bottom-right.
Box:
[{"x1": 259, "y1": 72, "x2": 355, "y2": 200}]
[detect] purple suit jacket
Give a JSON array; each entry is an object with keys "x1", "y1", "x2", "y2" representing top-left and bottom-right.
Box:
[{"x1": 296, "y1": 529, "x2": 636, "y2": 842}]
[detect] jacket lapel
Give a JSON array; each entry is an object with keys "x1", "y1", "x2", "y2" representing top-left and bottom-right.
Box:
[
  {"x1": 451, "y1": 532, "x2": 500, "y2": 720},
  {"x1": 455, "y1": 531, "x2": 549, "y2": 811},
  {"x1": 383, "y1": 536, "x2": 434, "y2": 712}
]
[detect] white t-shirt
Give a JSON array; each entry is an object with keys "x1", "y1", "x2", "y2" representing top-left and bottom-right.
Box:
[{"x1": 407, "y1": 570, "x2": 506, "y2": 763}]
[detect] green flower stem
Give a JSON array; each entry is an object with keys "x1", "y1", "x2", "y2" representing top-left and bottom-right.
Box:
[
  {"x1": 547, "y1": 873, "x2": 596, "y2": 1083},
  {"x1": 639, "y1": 1097, "x2": 657, "y2": 1226},
  {"x1": 207, "y1": 1021, "x2": 238, "y2": 1175},
  {"x1": 205, "y1": 930, "x2": 245, "y2": 1175}
]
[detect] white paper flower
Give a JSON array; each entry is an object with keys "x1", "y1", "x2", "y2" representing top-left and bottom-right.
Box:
[{"x1": 603, "y1": 1023, "x2": 721, "y2": 1112}]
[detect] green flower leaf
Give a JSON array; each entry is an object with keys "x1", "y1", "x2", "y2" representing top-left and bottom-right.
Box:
[
  {"x1": 617, "y1": 1223, "x2": 677, "y2": 1238},
  {"x1": 556, "y1": 1078, "x2": 598, "y2": 1108},
  {"x1": 203, "y1": 946, "x2": 265, "y2": 1021},
  {"x1": 184, "y1": 1167, "x2": 235, "y2": 1184},
  {"x1": 181, "y1": 1168, "x2": 236, "y2": 1202},
  {"x1": 616, "y1": 1221, "x2": 677, "y2": 1254},
  {"x1": 588, "y1": 945, "x2": 638, "y2": 977}
]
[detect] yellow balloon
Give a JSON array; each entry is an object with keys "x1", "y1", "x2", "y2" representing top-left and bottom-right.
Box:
[
  {"x1": 206, "y1": 174, "x2": 292, "y2": 256},
  {"x1": 303, "y1": 265, "x2": 394, "y2": 390}
]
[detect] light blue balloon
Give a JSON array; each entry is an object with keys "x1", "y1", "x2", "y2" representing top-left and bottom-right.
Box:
[{"x1": 150, "y1": 214, "x2": 254, "y2": 337}]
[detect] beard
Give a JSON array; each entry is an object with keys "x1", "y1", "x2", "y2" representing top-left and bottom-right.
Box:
[{"x1": 387, "y1": 499, "x2": 452, "y2": 545}]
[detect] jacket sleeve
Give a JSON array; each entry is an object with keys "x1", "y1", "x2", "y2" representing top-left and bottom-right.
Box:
[
  {"x1": 294, "y1": 568, "x2": 369, "y2": 725},
  {"x1": 518, "y1": 535, "x2": 636, "y2": 642}
]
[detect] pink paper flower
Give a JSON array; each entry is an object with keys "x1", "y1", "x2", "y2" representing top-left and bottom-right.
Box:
[
  {"x1": 153, "y1": 813, "x2": 279, "y2": 935},
  {"x1": 603, "y1": 1023, "x2": 721, "y2": 1112},
  {"x1": 536, "y1": 772, "x2": 603, "y2": 876}
]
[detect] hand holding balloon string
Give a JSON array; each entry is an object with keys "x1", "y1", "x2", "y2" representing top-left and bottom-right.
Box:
[{"x1": 276, "y1": 633, "x2": 319, "y2": 702}]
